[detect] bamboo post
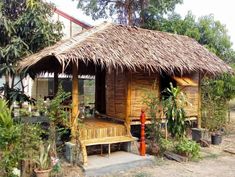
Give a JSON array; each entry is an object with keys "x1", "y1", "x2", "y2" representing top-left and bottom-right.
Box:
[
  {"x1": 165, "y1": 121, "x2": 168, "y2": 140},
  {"x1": 125, "y1": 71, "x2": 131, "y2": 134},
  {"x1": 71, "y1": 63, "x2": 79, "y2": 141},
  {"x1": 198, "y1": 73, "x2": 202, "y2": 128},
  {"x1": 140, "y1": 109, "x2": 146, "y2": 156},
  {"x1": 53, "y1": 71, "x2": 58, "y2": 96}
]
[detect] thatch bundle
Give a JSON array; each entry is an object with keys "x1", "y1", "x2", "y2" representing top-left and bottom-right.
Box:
[{"x1": 19, "y1": 22, "x2": 232, "y2": 75}]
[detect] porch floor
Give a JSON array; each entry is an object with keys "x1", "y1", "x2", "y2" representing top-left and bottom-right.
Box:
[{"x1": 82, "y1": 151, "x2": 154, "y2": 177}]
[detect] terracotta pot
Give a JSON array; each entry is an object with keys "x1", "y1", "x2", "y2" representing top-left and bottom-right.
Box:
[{"x1": 34, "y1": 168, "x2": 52, "y2": 177}]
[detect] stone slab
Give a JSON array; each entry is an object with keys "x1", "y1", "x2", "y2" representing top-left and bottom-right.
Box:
[{"x1": 82, "y1": 151, "x2": 154, "y2": 177}]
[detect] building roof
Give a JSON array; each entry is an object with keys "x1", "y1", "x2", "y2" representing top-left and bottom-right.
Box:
[{"x1": 19, "y1": 22, "x2": 232, "y2": 76}]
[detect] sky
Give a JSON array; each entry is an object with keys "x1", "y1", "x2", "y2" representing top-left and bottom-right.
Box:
[
  {"x1": 48, "y1": 0, "x2": 235, "y2": 49},
  {"x1": 175, "y1": 0, "x2": 235, "y2": 49}
]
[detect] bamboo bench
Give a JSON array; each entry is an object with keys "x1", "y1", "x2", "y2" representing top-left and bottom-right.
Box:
[
  {"x1": 81, "y1": 135, "x2": 138, "y2": 155},
  {"x1": 79, "y1": 118, "x2": 138, "y2": 165}
]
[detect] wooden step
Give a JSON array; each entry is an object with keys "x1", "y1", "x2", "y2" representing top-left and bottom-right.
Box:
[{"x1": 82, "y1": 136, "x2": 138, "y2": 146}]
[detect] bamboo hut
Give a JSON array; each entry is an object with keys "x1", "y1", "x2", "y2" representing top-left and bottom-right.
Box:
[{"x1": 19, "y1": 22, "x2": 232, "y2": 165}]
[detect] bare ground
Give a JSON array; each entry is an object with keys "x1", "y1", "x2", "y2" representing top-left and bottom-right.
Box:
[
  {"x1": 114, "y1": 110, "x2": 235, "y2": 177},
  {"x1": 62, "y1": 110, "x2": 235, "y2": 177}
]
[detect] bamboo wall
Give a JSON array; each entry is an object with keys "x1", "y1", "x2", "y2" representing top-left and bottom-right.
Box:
[
  {"x1": 178, "y1": 73, "x2": 199, "y2": 117},
  {"x1": 105, "y1": 70, "x2": 199, "y2": 123},
  {"x1": 106, "y1": 70, "x2": 127, "y2": 120},
  {"x1": 106, "y1": 71, "x2": 159, "y2": 121},
  {"x1": 129, "y1": 72, "x2": 159, "y2": 119}
]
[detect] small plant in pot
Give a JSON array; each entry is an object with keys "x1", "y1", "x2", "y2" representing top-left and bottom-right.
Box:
[
  {"x1": 211, "y1": 131, "x2": 222, "y2": 145},
  {"x1": 35, "y1": 97, "x2": 47, "y2": 116},
  {"x1": 34, "y1": 143, "x2": 52, "y2": 177}
]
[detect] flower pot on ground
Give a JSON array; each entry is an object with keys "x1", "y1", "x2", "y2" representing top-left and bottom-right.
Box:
[
  {"x1": 34, "y1": 168, "x2": 52, "y2": 177},
  {"x1": 34, "y1": 143, "x2": 52, "y2": 177},
  {"x1": 211, "y1": 133, "x2": 222, "y2": 145},
  {"x1": 191, "y1": 128, "x2": 207, "y2": 142}
]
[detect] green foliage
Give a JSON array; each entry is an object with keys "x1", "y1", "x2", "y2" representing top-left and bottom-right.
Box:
[
  {"x1": 0, "y1": 0, "x2": 62, "y2": 105},
  {"x1": 163, "y1": 83, "x2": 187, "y2": 139},
  {"x1": 47, "y1": 85, "x2": 71, "y2": 123},
  {"x1": 143, "y1": 84, "x2": 162, "y2": 144},
  {"x1": 46, "y1": 85, "x2": 70, "y2": 154},
  {"x1": 0, "y1": 99, "x2": 13, "y2": 128},
  {"x1": 0, "y1": 85, "x2": 34, "y2": 106},
  {"x1": 35, "y1": 97, "x2": 46, "y2": 115},
  {"x1": 77, "y1": 0, "x2": 182, "y2": 25},
  {"x1": 34, "y1": 143, "x2": 51, "y2": 170},
  {"x1": 159, "y1": 138, "x2": 174, "y2": 154},
  {"x1": 197, "y1": 15, "x2": 232, "y2": 60},
  {"x1": 175, "y1": 138, "x2": 200, "y2": 160},
  {"x1": 143, "y1": 12, "x2": 235, "y2": 64},
  {"x1": 201, "y1": 74, "x2": 235, "y2": 131},
  {"x1": 0, "y1": 99, "x2": 42, "y2": 176}
]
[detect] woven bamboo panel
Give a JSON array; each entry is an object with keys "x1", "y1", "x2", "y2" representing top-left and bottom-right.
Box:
[
  {"x1": 178, "y1": 73, "x2": 199, "y2": 117},
  {"x1": 80, "y1": 119, "x2": 127, "y2": 141},
  {"x1": 106, "y1": 70, "x2": 115, "y2": 116},
  {"x1": 130, "y1": 72, "x2": 159, "y2": 118},
  {"x1": 106, "y1": 70, "x2": 127, "y2": 120}
]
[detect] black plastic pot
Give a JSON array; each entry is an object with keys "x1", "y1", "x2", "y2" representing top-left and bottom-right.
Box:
[
  {"x1": 192, "y1": 128, "x2": 205, "y2": 142},
  {"x1": 211, "y1": 134, "x2": 222, "y2": 145}
]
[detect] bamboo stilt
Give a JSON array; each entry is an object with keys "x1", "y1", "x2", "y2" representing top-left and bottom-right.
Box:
[
  {"x1": 71, "y1": 63, "x2": 79, "y2": 141},
  {"x1": 198, "y1": 73, "x2": 202, "y2": 128},
  {"x1": 125, "y1": 71, "x2": 131, "y2": 134},
  {"x1": 81, "y1": 142, "x2": 87, "y2": 165}
]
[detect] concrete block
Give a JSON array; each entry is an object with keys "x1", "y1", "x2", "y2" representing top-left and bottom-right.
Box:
[{"x1": 65, "y1": 142, "x2": 75, "y2": 163}]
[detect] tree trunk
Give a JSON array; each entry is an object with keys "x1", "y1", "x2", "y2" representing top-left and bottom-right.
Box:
[
  {"x1": 139, "y1": 0, "x2": 148, "y2": 26},
  {"x1": 50, "y1": 122, "x2": 57, "y2": 157},
  {"x1": 126, "y1": 0, "x2": 133, "y2": 26},
  {"x1": 4, "y1": 74, "x2": 11, "y2": 106},
  {"x1": 5, "y1": 74, "x2": 9, "y2": 88},
  {"x1": 11, "y1": 74, "x2": 15, "y2": 89}
]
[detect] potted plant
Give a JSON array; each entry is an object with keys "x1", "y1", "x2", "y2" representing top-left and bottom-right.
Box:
[
  {"x1": 35, "y1": 97, "x2": 46, "y2": 116},
  {"x1": 211, "y1": 131, "x2": 222, "y2": 145},
  {"x1": 34, "y1": 143, "x2": 52, "y2": 177}
]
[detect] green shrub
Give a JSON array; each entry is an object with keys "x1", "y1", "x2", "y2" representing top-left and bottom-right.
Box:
[
  {"x1": 175, "y1": 138, "x2": 200, "y2": 160},
  {"x1": 163, "y1": 83, "x2": 188, "y2": 139},
  {"x1": 0, "y1": 99, "x2": 42, "y2": 176},
  {"x1": 202, "y1": 74, "x2": 235, "y2": 131},
  {"x1": 159, "y1": 138, "x2": 174, "y2": 153},
  {"x1": 0, "y1": 99, "x2": 22, "y2": 176}
]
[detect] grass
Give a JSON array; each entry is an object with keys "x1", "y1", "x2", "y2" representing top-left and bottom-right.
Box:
[
  {"x1": 152, "y1": 156, "x2": 168, "y2": 166},
  {"x1": 203, "y1": 153, "x2": 219, "y2": 159}
]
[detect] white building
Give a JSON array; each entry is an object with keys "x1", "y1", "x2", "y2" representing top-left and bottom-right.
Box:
[{"x1": 23, "y1": 8, "x2": 92, "y2": 99}]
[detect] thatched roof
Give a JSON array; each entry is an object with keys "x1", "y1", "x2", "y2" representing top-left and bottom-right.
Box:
[{"x1": 19, "y1": 22, "x2": 232, "y2": 75}]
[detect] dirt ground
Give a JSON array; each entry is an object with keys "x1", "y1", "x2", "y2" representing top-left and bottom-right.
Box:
[
  {"x1": 108, "y1": 110, "x2": 235, "y2": 177},
  {"x1": 62, "y1": 110, "x2": 235, "y2": 177}
]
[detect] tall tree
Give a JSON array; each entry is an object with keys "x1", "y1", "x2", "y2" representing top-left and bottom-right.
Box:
[
  {"x1": 143, "y1": 12, "x2": 235, "y2": 63},
  {"x1": 0, "y1": 0, "x2": 62, "y2": 104},
  {"x1": 143, "y1": 11, "x2": 235, "y2": 127},
  {"x1": 77, "y1": 0, "x2": 182, "y2": 25}
]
